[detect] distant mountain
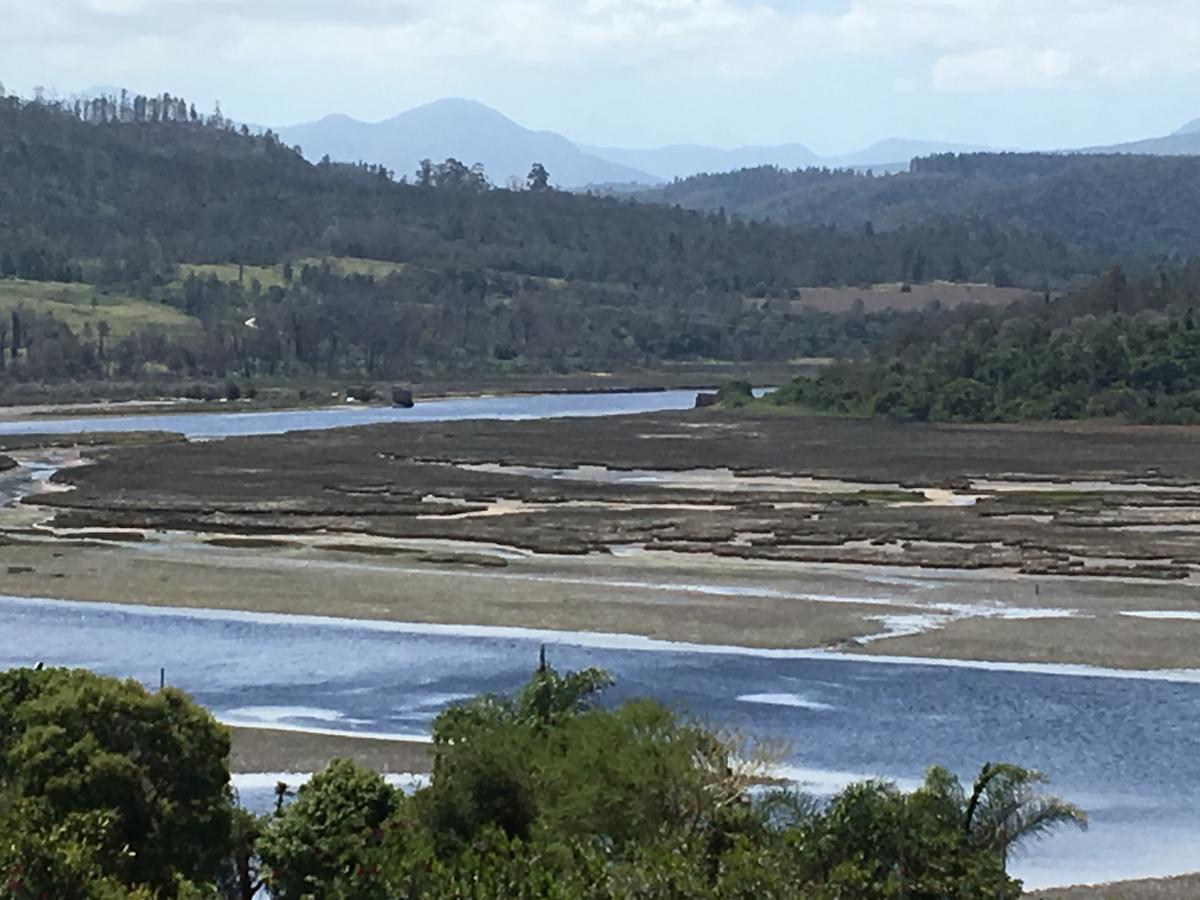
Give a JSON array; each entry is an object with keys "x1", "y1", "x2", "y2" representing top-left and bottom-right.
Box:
[
  {"x1": 635, "y1": 152, "x2": 1200, "y2": 260},
  {"x1": 277, "y1": 99, "x2": 659, "y2": 189},
  {"x1": 578, "y1": 142, "x2": 821, "y2": 181},
  {"x1": 278, "y1": 96, "x2": 1200, "y2": 192},
  {"x1": 1082, "y1": 131, "x2": 1200, "y2": 156},
  {"x1": 582, "y1": 137, "x2": 995, "y2": 181},
  {"x1": 823, "y1": 138, "x2": 996, "y2": 169}
]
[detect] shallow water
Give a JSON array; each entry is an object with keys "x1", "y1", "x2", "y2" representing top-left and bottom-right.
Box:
[
  {"x1": 0, "y1": 595, "x2": 1197, "y2": 889},
  {"x1": 0, "y1": 389, "x2": 705, "y2": 439}
]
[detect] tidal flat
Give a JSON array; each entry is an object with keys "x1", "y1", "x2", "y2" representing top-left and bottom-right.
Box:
[{"x1": 3, "y1": 410, "x2": 1200, "y2": 670}]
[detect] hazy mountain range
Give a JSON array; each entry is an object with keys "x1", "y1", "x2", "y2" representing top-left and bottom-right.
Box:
[
  {"x1": 574, "y1": 138, "x2": 997, "y2": 180},
  {"x1": 278, "y1": 98, "x2": 1200, "y2": 188},
  {"x1": 278, "y1": 99, "x2": 1001, "y2": 187},
  {"x1": 278, "y1": 99, "x2": 653, "y2": 188},
  {"x1": 65, "y1": 90, "x2": 1200, "y2": 189}
]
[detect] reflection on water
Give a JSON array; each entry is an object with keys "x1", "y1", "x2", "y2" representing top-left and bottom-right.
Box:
[{"x1": 0, "y1": 595, "x2": 1197, "y2": 889}]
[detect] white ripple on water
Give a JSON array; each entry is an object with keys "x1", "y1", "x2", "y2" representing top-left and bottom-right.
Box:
[
  {"x1": 216, "y1": 718, "x2": 434, "y2": 743},
  {"x1": 222, "y1": 705, "x2": 372, "y2": 727},
  {"x1": 770, "y1": 766, "x2": 923, "y2": 795},
  {"x1": 736, "y1": 693, "x2": 834, "y2": 711},
  {"x1": 232, "y1": 772, "x2": 430, "y2": 793},
  {"x1": 1120, "y1": 610, "x2": 1200, "y2": 621}
]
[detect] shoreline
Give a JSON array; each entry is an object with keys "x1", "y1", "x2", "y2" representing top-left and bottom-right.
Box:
[
  {"x1": 1, "y1": 523, "x2": 1199, "y2": 670},
  {"x1": 228, "y1": 725, "x2": 432, "y2": 776},
  {"x1": 225, "y1": 724, "x2": 1200, "y2": 896},
  {"x1": 0, "y1": 365, "x2": 806, "y2": 422},
  {"x1": 1025, "y1": 873, "x2": 1200, "y2": 898},
  {"x1": 4, "y1": 587, "x2": 1200, "y2": 681}
]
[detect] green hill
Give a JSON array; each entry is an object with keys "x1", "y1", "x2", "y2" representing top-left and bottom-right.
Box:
[
  {"x1": 768, "y1": 263, "x2": 1200, "y2": 424},
  {"x1": 640, "y1": 153, "x2": 1200, "y2": 259},
  {"x1": 0, "y1": 93, "x2": 1128, "y2": 390}
]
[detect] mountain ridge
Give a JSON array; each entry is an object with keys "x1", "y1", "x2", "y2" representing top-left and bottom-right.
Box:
[
  {"x1": 267, "y1": 99, "x2": 1200, "y2": 186},
  {"x1": 277, "y1": 98, "x2": 660, "y2": 188}
]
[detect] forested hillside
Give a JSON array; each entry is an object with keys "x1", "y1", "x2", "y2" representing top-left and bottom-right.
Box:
[
  {"x1": 641, "y1": 153, "x2": 1200, "y2": 258},
  {"x1": 770, "y1": 262, "x2": 1200, "y2": 424},
  {"x1": 0, "y1": 92, "x2": 1108, "y2": 393}
]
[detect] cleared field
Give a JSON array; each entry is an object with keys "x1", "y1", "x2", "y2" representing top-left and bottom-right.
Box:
[
  {"x1": 178, "y1": 262, "x2": 286, "y2": 288},
  {"x1": 178, "y1": 256, "x2": 406, "y2": 288},
  {"x1": 307, "y1": 256, "x2": 407, "y2": 279},
  {"x1": 0, "y1": 279, "x2": 197, "y2": 337},
  {"x1": 767, "y1": 281, "x2": 1038, "y2": 313}
]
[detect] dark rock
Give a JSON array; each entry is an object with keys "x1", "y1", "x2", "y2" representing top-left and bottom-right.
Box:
[
  {"x1": 694, "y1": 392, "x2": 719, "y2": 408},
  {"x1": 391, "y1": 385, "x2": 415, "y2": 408}
]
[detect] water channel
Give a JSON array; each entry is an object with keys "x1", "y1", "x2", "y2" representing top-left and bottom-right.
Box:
[{"x1": 1, "y1": 391, "x2": 1196, "y2": 888}]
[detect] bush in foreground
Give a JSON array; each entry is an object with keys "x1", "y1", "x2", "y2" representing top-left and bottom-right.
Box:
[{"x1": 0, "y1": 663, "x2": 1085, "y2": 898}]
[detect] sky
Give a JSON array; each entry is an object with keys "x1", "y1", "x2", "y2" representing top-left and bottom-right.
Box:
[{"x1": 3, "y1": 0, "x2": 1199, "y2": 155}]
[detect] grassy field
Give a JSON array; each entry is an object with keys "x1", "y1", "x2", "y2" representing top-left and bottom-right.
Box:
[
  {"x1": 178, "y1": 256, "x2": 407, "y2": 288},
  {"x1": 178, "y1": 262, "x2": 285, "y2": 288},
  {"x1": 764, "y1": 281, "x2": 1038, "y2": 313},
  {"x1": 0, "y1": 279, "x2": 197, "y2": 337}
]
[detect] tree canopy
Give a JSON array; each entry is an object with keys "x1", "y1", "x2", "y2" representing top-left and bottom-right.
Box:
[
  {"x1": 0, "y1": 662, "x2": 1086, "y2": 898},
  {"x1": 641, "y1": 152, "x2": 1200, "y2": 260},
  {"x1": 0, "y1": 90, "x2": 1117, "y2": 395},
  {"x1": 0, "y1": 667, "x2": 232, "y2": 898},
  {"x1": 769, "y1": 262, "x2": 1200, "y2": 424}
]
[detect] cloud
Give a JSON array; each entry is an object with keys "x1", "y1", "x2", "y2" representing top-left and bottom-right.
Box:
[
  {"x1": 933, "y1": 47, "x2": 1076, "y2": 92},
  {"x1": 3, "y1": 0, "x2": 1200, "y2": 96}
]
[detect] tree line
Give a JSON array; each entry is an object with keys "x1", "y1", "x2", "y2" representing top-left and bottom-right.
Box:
[
  {"x1": 641, "y1": 152, "x2": 1200, "y2": 260},
  {"x1": 0, "y1": 663, "x2": 1085, "y2": 898},
  {"x1": 769, "y1": 262, "x2": 1200, "y2": 424},
  {"x1": 0, "y1": 89, "x2": 1132, "y2": 396}
]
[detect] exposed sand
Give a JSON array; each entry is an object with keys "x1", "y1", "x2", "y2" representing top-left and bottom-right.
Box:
[
  {"x1": 3, "y1": 536, "x2": 1199, "y2": 670},
  {"x1": 1025, "y1": 873, "x2": 1200, "y2": 899},
  {"x1": 228, "y1": 726, "x2": 431, "y2": 775},
  {"x1": 5, "y1": 410, "x2": 1200, "y2": 669}
]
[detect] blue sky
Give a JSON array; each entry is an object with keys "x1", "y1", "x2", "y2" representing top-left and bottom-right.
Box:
[{"x1": 3, "y1": 0, "x2": 1198, "y2": 154}]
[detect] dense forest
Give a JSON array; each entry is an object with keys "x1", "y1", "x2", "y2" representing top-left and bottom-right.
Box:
[
  {"x1": 0, "y1": 663, "x2": 1085, "y2": 898},
  {"x1": 641, "y1": 153, "x2": 1200, "y2": 259},
  {"x1": 769, "y1": 262, "x2": 1200, "y2": 424},
  {"x1": 0, "y1": 90, "x2": 1114, "y2": 395}
]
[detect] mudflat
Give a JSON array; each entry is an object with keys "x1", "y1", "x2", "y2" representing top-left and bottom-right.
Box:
[
  {"x1": 2, "y1": 409, "x2": 1200, "y2": 669},
  {"x1": 228, "y1": 727, "x2": 431, "y2": 775},
  {"x1": 1025, "y1": 873, "x2": 1200, "y2": 899}
]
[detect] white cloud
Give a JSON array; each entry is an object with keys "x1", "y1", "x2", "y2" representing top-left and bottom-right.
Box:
[
  {"x1": 3, "y1": 0, "x2": 1200, "y2": 95},
  {"x1": 933, "y1": 47, "x2": 1075, "y2": 92}
]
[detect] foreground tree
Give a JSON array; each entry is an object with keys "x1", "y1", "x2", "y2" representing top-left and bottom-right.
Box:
[
  {"x1": 0, "y1": 662, "x2": 1087, "y2": 898},
  {"x1": 0, "y1": 667, "x2": 234, "y2": 896},
  {"x1": 260, "y1": 662, "x2": 1082, "y2": 898},
  {"x1": 960, "y1": 762, "x2": 1089, "y2": 865},
  {"x1": 258, "y1": 759, "x2": 396, "y2": 900}
]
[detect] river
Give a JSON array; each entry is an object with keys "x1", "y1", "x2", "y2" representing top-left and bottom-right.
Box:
[
  {"x1": 0, "y1": 389, "x2": 707, "y2": 439},
  {"x1": 1, "y1": 595, "x2": 1197, "y2": 889},
  {"x1": 0, "y1": 390, "x2": 1196, "y2": 889}
]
